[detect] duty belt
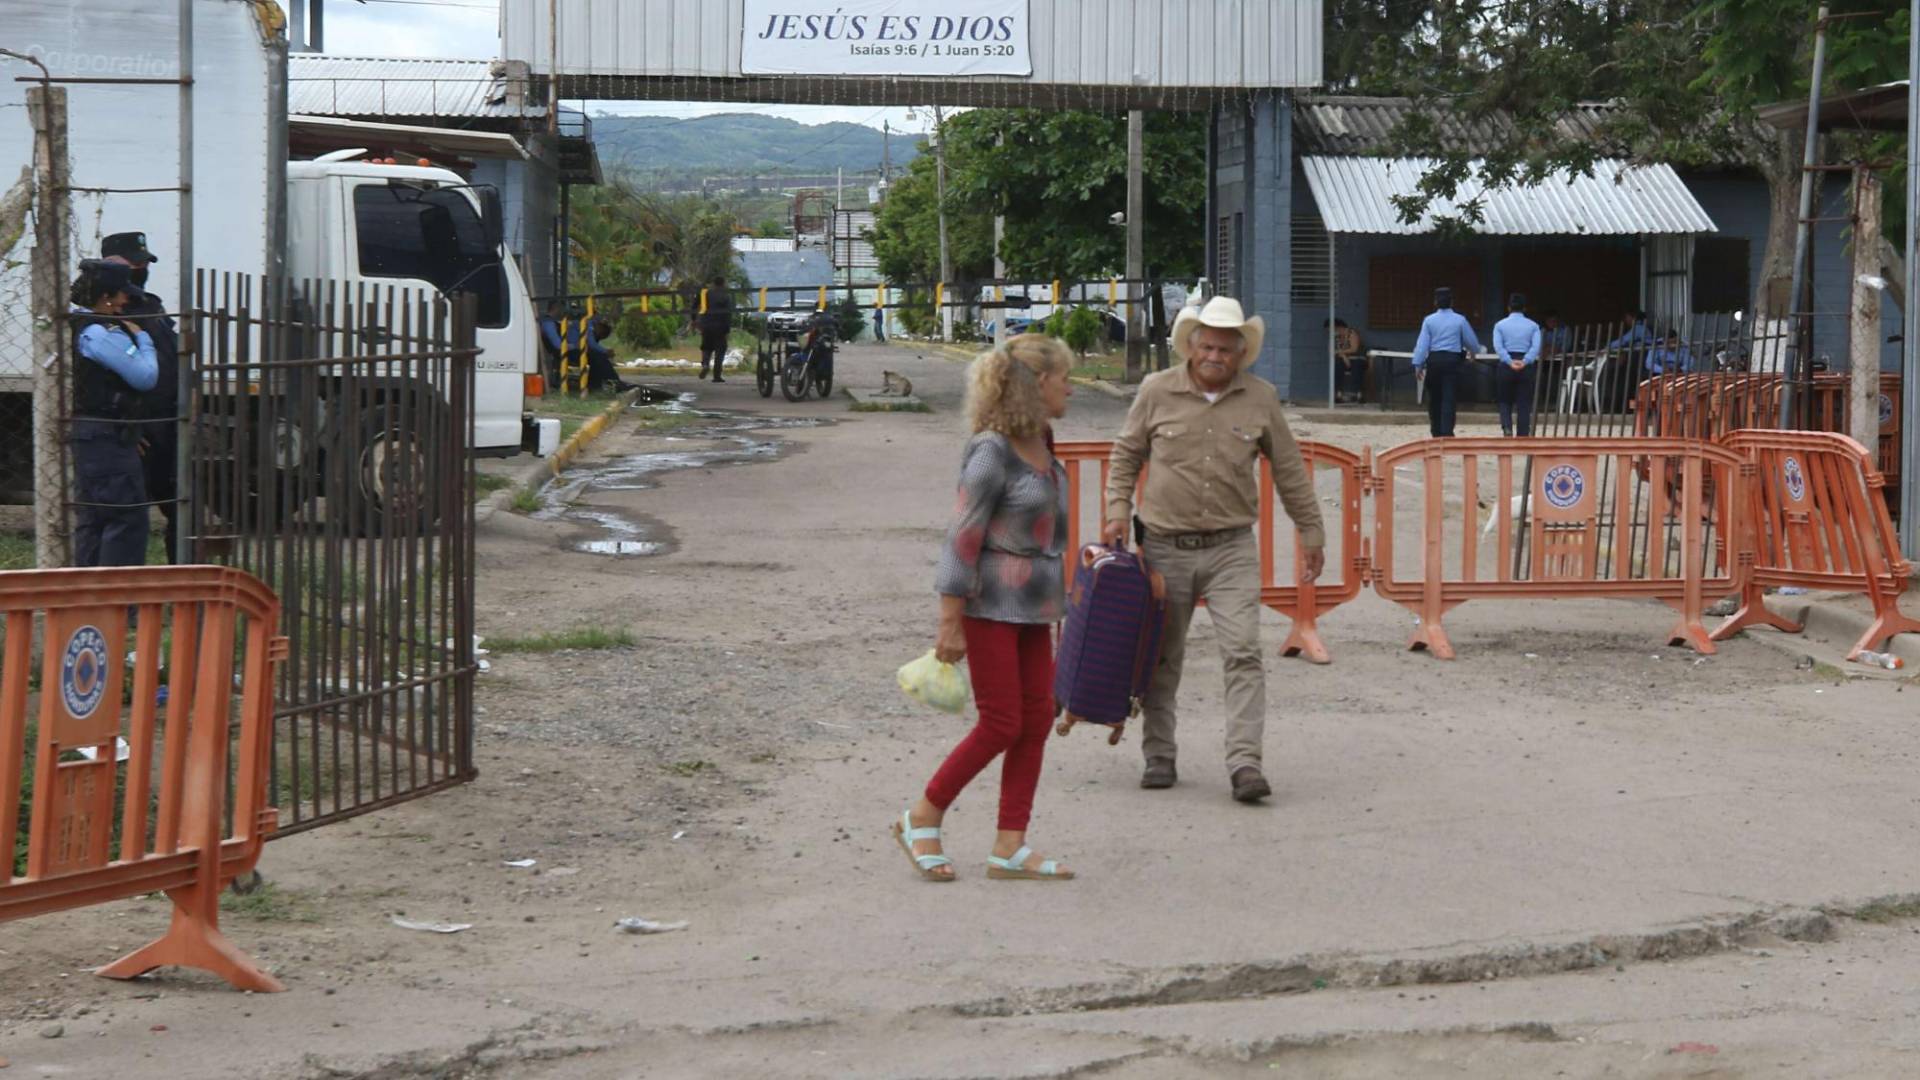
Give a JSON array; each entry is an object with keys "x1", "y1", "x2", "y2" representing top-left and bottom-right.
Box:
[{"x1": 1151, "y1": 526, "x2": 1247, "y2": 551}]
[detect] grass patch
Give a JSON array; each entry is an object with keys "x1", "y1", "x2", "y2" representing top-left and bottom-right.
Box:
[
  {"x1": 486, "y1": 626, "x2": 636, "y2": 654},
  {"x1": 510, "y1": 487, "x2": 543, "y2": 514},
  {"x1": 1832, "y1": 896, "x2": 1920, "y2": 924},
  {"x1": 535, "y1": 393, "x2": 624, "y2": 421},
  {"x1": 221, "y1": 880, "x2": 322, "y2": 923},
  {"x1": 628, "y1": 406, "x2": 703, "y2": 433},
  {"x1": 1069, "y1": 353, "x2": 1126, "y2": 383},
  {"x1": 0, "y1": 529, "x2": 168, "y2": 570},
  {"x1": 559, "y1": 418, "x2": 587, "y2": 442},
  {"x1": 850, "y1": 401, "x2": 931, "y2": 414},
  {"x1": 1811, "y1": 660, "x2": 1849, "y2": 681},
  {"x1": 472, "y1": 473, "x2": 514, "y2": 502},
  {"x1": 667, "y1": 759, "x2": 714, "y2": 777}
]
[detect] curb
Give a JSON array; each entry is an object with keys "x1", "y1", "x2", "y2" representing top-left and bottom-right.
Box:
[
  {"x1": 473, "y1": 453, "x2": 556, "y2": 527},
  {"x1": 548, "y1": 388, "x2": 640, "y2": 477},
  {"x1": 1744, "y1": 591, "x2": 1920, "y2": 671},
  {"x1": 1069, "y1": 376, "x2": 1134, "y2": 400}
]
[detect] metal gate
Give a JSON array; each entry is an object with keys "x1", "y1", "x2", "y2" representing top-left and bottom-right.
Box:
[{"x1": 187, "y1": 273, "x2": 478, "y2": 834}]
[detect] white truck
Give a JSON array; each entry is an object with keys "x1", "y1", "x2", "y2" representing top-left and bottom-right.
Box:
[{"x1": 0, "y1": 0, "x2": 536, "y2": 505}]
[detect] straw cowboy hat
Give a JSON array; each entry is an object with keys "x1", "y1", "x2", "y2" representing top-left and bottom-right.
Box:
[{"x1": 1170, "y1": 296, "x2": 1265, "y2": 366}]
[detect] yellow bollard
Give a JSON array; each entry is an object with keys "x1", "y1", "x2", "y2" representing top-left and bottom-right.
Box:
[
  {"x1": 758, "y1": 287, "x2": 767, "y2": 312},
  {"x1": 1109, "y1": 278, "x2": 1117, "y2": 305},
  {"x1": 641, "y1": 293, "x2": 650, "y2": 313},
  {"x1": 817, "y1": 286, "x2": 827, "y2": 311},
  {"x1": 699, "y1": 287, "x2": 709, "y2": 315}
]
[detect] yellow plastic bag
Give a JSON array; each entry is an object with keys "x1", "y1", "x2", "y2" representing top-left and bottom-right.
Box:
[{"x1": 896, "y1": 650, "x2": 970, "y2": 714}]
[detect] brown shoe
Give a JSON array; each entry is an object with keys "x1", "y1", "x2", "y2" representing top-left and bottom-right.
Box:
[
  {"x1": 1230, "y1": 766, "x2": 1272, "y2": 803},
  {"x1": 1140, "y1": 758, "x2": 1177, "y2": 789}
]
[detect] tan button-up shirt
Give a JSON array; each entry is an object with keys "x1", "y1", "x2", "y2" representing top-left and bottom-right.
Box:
[{"x1": 1105, "y1": 363, "x2": 1326, "y2": 549}]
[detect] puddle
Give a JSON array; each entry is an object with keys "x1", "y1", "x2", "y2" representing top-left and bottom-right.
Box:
[{"x1": 535, "y1": 398, "x2": 825, "y2": 557}]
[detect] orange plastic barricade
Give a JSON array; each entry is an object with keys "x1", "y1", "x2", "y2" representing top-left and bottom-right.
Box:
[
  {"x1": 1, "y1": 566, "x2": 287, "y2": 992},
  {"x1": 1053, "y1": 439, "x2": 1364, "y2": 662},
  {"x1": 1368, "y1": 437, "x2": 1747, "y2": 660},
  {"x1": 1710, "y1": 430, "x2": 1919, "y2": 660}
]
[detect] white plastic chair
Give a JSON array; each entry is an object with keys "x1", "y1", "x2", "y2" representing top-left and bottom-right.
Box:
[{"x1": 1556, "y1": 351, "x2": 1612, "y2": 414}]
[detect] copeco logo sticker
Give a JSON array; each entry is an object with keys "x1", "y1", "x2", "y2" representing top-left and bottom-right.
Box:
[
  {"x1": 1783, "y1": 455, "x2": 1806, "y2": 502},
  {"x1": 61, "y1": 625, "x2": 108, "y2": 721},
  {"x1": 1542, "y1": 464, "x2": 1586, "y2": 510}
]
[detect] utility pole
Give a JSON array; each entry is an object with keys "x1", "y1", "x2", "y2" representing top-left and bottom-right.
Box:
[
  {"x1": 1125, "y1": 110, "x2": 1146, "y2": 383},
  {"x1": 881, "y1": 120, "x2": 891, "y2": 186},
  {"x1": 28, "y1": 87, "x2": 71, "y2": 568},
  {"x1": 546, "y1": 0, "x2": 558, "y2": 136},
  {"x1": 1781, "y1": 3, "x2": 1829, "y2": 429},
  {"x1": 993, "y1": 128, "x2": 1005, "y2": 281},
  {"x1": 1847, "y1": 168, "x2": 1880, "y2": 454},
  {"x1": 933, "y1": 104, "x2": 953, "y2": 342},
  {"x1": 1903, "y1": 0, "x2": 1919, "y2": 558}
]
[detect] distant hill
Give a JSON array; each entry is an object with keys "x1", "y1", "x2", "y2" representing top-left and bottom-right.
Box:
[{"x1": 591, "y1": 112, "x2": 921, "y2": 187}]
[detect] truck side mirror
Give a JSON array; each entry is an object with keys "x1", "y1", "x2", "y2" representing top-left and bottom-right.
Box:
[{"x1": 476, "y1": 186, "x2": 504, "y2": 252}]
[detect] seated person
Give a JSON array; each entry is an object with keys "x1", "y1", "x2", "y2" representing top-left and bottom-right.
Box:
[
  {"x1": 584, "y1": 315, "x2": 636, "y2": 393},
  {"x1": 1644, "y1": 329, "x2": 1696, "y2": 375},
  {"x1": 1330, "y1": 319, "x2": 1366, "y2": 403}
]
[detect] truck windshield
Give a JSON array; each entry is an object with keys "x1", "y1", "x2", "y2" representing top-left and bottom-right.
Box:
[{"x1": 353, "y1": 183, "x2": 508, "y2": 328}]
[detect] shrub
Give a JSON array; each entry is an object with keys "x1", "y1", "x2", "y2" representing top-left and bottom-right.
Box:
[
  {"x1": 832, "y1": 297, "x2": 868, "y2": 343},
  {"x1": 617, "y1": 308, "x2": 678, "y2": 351},
  {"x1": 1051, "y1": 306, "x2": 1103, "y2": 356},
  {"x1": 895, "y1": 301, "x2": 938, "y2": 338}
]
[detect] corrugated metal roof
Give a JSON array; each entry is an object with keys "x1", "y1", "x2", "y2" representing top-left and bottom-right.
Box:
[
  {"x1": 1295, "y1": 96, "x2": 1622, "y2": 156},
  {"x1": 737, "y1": 250, "x2": 837, "y2": 290},
  {"x1": 289, "y1": 56, "x2": 538, "y2": 120},
  {"x1": 1302, "y1": 156, "x2": 1718, "y2": 236}
]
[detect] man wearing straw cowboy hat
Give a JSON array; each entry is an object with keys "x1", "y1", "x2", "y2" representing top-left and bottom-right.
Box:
[{"x1": 1102, "y1": 297, "x2": 1325, "y2": 803}]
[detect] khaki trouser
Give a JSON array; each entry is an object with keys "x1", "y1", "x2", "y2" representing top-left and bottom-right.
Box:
[{"x1": 1140, "y1": 529, "x2": 1265, "y2": 772}]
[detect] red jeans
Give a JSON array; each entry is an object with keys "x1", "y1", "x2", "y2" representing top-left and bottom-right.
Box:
[{"x1": 924, "y1": 618, "x2": 1055, "y2": 831}]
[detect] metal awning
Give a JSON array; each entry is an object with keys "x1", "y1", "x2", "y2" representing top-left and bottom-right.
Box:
[
  {"x1": 1302, "y1": 156, "x2": 1717, "y2": 236},
  {"x1": 289, "y1": 116, "x2": 529, "y2": 162}
]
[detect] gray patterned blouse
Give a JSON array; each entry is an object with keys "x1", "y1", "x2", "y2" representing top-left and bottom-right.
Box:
[{"x1": 934, "y1": 432, "x2": 1069, "y2": 625}]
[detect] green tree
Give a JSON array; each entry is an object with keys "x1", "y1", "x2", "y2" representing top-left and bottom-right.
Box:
[
  {"x1": 869, "y1": 151, "x2": 995, "y2": 284},
  {"x1": 1331, "y1": 0, "x2": 1910, "y2": 317},
  {"x1": 869, "y1": 108, "x2": 1208, "y2": 285}
]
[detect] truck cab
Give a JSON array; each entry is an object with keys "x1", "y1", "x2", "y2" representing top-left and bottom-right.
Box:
[{"x1": 285, "y1": 157, "x2": 535, "y2": 454}]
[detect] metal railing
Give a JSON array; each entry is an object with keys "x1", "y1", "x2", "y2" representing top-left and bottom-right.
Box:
[{"x1": 187, "y1": 273, "x2": 478, "y2": 834}]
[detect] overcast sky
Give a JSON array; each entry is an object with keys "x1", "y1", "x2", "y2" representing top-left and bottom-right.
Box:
[{"x1": 282, "y1": 0, "x2": 925, "y2": 132}]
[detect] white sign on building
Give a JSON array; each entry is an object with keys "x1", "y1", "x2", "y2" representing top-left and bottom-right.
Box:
[{"x1": 742, "y1": 0, "x2": 1032, "y2": 77}]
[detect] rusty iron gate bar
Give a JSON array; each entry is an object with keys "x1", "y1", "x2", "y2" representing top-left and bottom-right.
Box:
[{"x1": 186, "y1": 272, "x2": 477, "y2": 835}]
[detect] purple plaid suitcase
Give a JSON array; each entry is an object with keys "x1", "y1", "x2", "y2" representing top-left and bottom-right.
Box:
[{"x1": 1053, "y1": 546, "x2": 1166, "y2": 745}]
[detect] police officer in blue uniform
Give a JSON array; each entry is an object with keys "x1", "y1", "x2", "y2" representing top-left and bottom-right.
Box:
[
  {"x1": 68, "y1": 259, "x2": 159, "y2": 567},
  {"x1": 1410, "y1": 286, "x2": 1482, "y2": 437},
  {"x1": 1490, "y1": 292, "x2": 1542, "y2": 436},
  {"x1": 102, "y1": 232, "x2": 181, "y2": 561}
]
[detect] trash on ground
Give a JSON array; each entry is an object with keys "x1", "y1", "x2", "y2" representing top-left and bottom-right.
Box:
[
  {"x1": 1794, "y1": 656, "x2": 1816, "y2": 671},
  {"x1": 671, "y1": 830, "x2": 687, "y2": 841},
  {"x1": 1778, "y1": 586, "x2": 1808, "y2": 595},
  {"x1": 392, "y1": 916, "x2": 472, "y2": 934},
  {"x1": 1523, "y1": 653, "x2": 1540, "y2": 660},
  {"x1": 502, "y1": 858, "x2": 538, "y2": 868},
  {"x1": 615, "y1": 916, "x2": 689, "y2": 934}
]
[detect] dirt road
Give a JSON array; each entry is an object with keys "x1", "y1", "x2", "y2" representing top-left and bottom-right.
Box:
[{"x1": 4, "y1": 344, "x2": 1918, "y2": 1078}]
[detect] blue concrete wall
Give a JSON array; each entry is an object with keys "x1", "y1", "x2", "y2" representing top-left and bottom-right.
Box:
[{"x1": 1207, "y1": 91, "x2": 1295, "y2": 395}]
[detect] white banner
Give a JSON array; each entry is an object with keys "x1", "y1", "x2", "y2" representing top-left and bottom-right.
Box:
[{"x1": 742, "y1": 1, "x2": 1032, "y2": 77}]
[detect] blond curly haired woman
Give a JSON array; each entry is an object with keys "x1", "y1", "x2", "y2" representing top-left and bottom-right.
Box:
[{"x1": 892, "y1": 334, "x2": 1077, "y2": 882}]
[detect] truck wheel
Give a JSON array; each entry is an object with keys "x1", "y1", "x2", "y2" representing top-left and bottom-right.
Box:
[{"x1": 357, "y1": 409, "x2": 436, "y2": 535}]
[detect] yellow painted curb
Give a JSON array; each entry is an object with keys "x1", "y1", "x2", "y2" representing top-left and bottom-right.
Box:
[{"x1": 547, "y1": 389, "x2": 638, "y2": 476}]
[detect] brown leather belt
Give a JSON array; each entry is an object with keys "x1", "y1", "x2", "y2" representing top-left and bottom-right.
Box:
[{"x1": 1150, "y1": 527, "x2": 1247, "y2": 551}]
